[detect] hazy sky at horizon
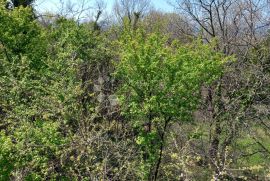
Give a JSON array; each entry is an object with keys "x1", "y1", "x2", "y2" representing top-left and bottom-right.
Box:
[{"x1": 35, "y1": 0, "x2": 175, "y2": 14}]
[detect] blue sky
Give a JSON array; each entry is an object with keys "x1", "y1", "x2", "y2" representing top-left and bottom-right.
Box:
[{"x1": 35, "y1": 0, "x2": 174, "y2": 14}]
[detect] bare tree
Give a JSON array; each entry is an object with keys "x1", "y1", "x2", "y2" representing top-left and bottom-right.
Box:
[
  {"x1": 173, "y1": 0, "x2": 270, "y2": 55},
  {"x1": 170, "y1": 1, "x2": 270, "y2": 179},
  {"x1": 55, "y1": 0, "x2": 93, "y2": 21},
  {"x1": 142, "y1": 10, "x2": 195, "y2": 42},
  {"x1": 113, "y1": 0, "x2": 151, "y2": 28}
]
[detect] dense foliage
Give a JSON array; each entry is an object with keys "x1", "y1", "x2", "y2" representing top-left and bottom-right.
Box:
[{"x1": 0, "y1": 0, "x2": 269, "y2": 180}]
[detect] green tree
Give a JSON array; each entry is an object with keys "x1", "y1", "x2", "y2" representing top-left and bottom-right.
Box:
[
  {"x1": 115, "y1": 29, "x2": 227, "y2": 180},
  {"x1": 0, "y1": 4, "x2": 82, "y2": 179},
  {"x1": 0, "y1": 2, "x2": 115, "y2": 178}
]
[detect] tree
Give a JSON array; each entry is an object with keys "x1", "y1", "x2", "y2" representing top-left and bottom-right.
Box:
[
  {"x1": 113, "y1": 0, "x2": 151, "y2": 28},
  {"x1": 172, "y1": 1, "x2": 270, "y2": 179},
  {"x1": 0, "y1": 3, "x2": 103, "y2": 178},
  {"x1": 0, "y1": 3, "x2": 67, "y2": 179},
  {"x1": 115, "y1": 28, "x2": 227, "y2": 180},
  {"x1": 174, "y1": 0, "x2": 270, "y2": 55},
  {"x1": 142, "y1": 10, "x2": 195, "y2": 42}
]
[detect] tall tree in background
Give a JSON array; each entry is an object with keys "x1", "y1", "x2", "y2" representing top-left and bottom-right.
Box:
[
  {"x1": 113, "y1": 0, "x2": 151, "y2": 28},
  {"x1": 174, "y1": 0, "x2": 270, "y2": 55}
]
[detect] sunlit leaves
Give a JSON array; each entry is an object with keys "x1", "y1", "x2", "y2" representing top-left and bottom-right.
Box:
[{"x1": 116, "y1": 31, "x2": 226, "y2": 124}]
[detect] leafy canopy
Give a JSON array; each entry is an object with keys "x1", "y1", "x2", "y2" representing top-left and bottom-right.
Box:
[{"x1": 116, "y1": 30, "x2": 227, "y2": 124}]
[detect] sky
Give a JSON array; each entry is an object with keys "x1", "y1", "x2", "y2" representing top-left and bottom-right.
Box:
[{"x1": 34, "y1": 0, "x2": 174, "y2": 14}]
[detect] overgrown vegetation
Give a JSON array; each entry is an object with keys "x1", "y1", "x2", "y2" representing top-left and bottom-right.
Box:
[{"x1": 0, "y1": 0, "x2": 269, "y2": 180}]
